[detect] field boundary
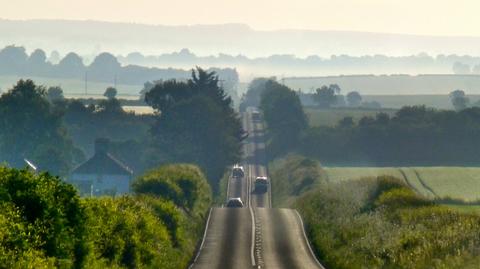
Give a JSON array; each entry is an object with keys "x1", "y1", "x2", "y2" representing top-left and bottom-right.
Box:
[{"x1": 413, "y1": 169, "x2": 438, "y2": 198}]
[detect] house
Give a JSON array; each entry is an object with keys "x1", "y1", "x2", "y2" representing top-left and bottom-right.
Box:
[{"x1": 70, "y1": 138, "x2": 133, "y2": 196}]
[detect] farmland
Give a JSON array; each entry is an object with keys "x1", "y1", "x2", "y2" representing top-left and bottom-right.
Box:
[
  {"x1": 0, "y1": 75, "x2": 141, "y2": 96},
  {"x1": 305, "y1": 107, "x2": 396, "y2": 127},
  {"x1": 361, "y1": 94, "x2": 480, "y2": 109},
  {"x1": 123, "y1": 105, "x2": 154, "y2": 114},
  {"x1": 325, "y1": 167, "x2": 480, "y2": 202}
]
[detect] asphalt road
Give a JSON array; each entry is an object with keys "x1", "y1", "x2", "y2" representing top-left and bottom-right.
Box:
[{"x1": 190, "y1": 110, "x2": 324, "y2": 269}]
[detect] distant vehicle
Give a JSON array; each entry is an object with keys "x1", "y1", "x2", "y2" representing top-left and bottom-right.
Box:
[
  {"x1": 251, "y1": 110, "x2": 261, "y2": 121},
  {"x1": 232, "y1": 165, "x2": 245, "y2": 178},
  {"x1": 226, "y1": 197, "x2": 244, "y2": 208},
  {"x1": 254, "y1": 176, "x2": 269, "y2": 192}
]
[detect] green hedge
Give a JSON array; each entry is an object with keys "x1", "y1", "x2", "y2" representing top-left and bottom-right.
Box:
[{"x1": 0, "y1": 164, "x2": 212, "y2": 268}]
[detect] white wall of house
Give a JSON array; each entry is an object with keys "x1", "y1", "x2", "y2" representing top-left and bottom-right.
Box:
[{"x1": 70, "y1": 173, "x2": 131, "y2": 196}]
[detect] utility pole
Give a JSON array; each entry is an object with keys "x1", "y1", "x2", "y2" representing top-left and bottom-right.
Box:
[
  {"x1": 84, "y1": 71, "x2": 88, "y2": 96},
  {"x1": 218, "y1": 79, "x2": 225, "y2": 89},
  {"x1": 114, "y1": 74, "x2": 117, "y2": 89}
]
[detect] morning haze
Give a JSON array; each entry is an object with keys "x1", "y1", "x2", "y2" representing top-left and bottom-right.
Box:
[{"x1": 2, "y1": 1, "x2": 480, "y2": 269}]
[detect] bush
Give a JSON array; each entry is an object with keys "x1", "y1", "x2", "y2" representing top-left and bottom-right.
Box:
[
  {"x1": 295, "y1": 175, "x2": 480, "y2": 269},
  {"x1": 269, "y1": 154, "x2": 326, "y2": 207},
  {"x1": 132, "y1": 164, "x2": 212, "y2": 216},
  {"x1": 0, "y1": 167, "x2": 88, "y2": 268},
  {"x1": 0, "y1": 166, "x2": 212, "y2": 268},
  {"x1": 83, "y1": 197, "x2": 183, "y2": 269},
  {"x1": 375, "y1": 188, "x2": 432, "y2": 210}
]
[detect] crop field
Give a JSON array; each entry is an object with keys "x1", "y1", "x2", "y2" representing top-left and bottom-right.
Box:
[
  {"x1": 0, "y1": 75, "x2": 141, "y2": 96},
  {"x1": 123, "y1": 105, "x2": 155, "y2": 114},
  {"x1": 305, "y1": 107, "x2": 396, "y2": 127},
  {"x1": 325, "y1": 167, "x2": 480, "y2": 201},
  {"x1": 361, "y1": 95, "x2": 478, "y2": 109}
]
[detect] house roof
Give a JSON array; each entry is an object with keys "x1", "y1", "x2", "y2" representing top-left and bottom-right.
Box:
[{"x1": 72, "y1": 152, "x2": 133, "y2": 176}]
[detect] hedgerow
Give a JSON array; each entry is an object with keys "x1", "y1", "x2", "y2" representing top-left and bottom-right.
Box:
[{"x1": 0, "y1": 164, "x2": 212, "y2": 268}]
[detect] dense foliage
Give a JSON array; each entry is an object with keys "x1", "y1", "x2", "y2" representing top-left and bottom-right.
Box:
[
  {"x1": 145, "y1": 68, "x2": 243, "y2": 191},
  {"x1": 0, "y1": 80, "x2": 80, "y2": 175},
  {"x1": 300, "y1": 106, "x2": 480, "y2": 166},
  {"x1": 0, "y1": 165, "x2": 212, "y2": 268},
  {"x1": 259, "y1": 80, "x2": 308, "y2": 158},
  {"x1": 259, "y1": 80, "x2": 480, "y2": 165},
  {"x1": 58, "y1": 97, "x2": 153, "y2": 173},
  {"x1": 0, "y1": 167, "x2": 88, "y2": 268},
  {"x1": 298, "y1": 177, "x2": 480, "y2": 269},
  {"x1": 1, "y1": 68, "x2": 241, "y2": 185},
  {"x1": 239, "y1": 77, "x2": 270, "y2": 111},
  {"x1": 270, "y1": 156, "x2": 480, "y2": 269},
  {"x1": 133, "y1": 164, "x2": 212, "y2": 216}
]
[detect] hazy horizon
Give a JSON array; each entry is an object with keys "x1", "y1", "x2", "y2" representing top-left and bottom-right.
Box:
[{"x1": 2, "y1": 0, "x2": 480, "y2": 37}]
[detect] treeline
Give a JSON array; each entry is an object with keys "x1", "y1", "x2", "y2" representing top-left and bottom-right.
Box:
[
  {"x1": 0, "y1": 68, "x2": 243, "y2": 192},
  {"x1": 269, "y1": 155, "x2": 480, "y2": 269},
  {"x1": 252, "y1": 78, "x2": 480, "y2": 166},
  {"x1": 0, "y1": 45, "x2": 239, "y2": 87},
  {"x1": 300, "y1": 106, "x2": 480, "y2": 166},
  {"x1": 119, "y1": 48, "x2": 480, "y2": 76},
  {"x1": 0, "y1": 164, "x2": 211, "y2": 268},
  {"x1": 285, "y1": 74, "x2": 480, "y2": 96}
]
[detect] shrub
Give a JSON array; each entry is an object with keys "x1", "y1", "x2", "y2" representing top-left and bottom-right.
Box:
[
  {"x1": 269, "y1": 154, "x2": 326, "y2": 206},
  {"x1": 83, "y1": 197, "x2": 183, "y2": 269},
  {"x1": 132, "y1": 164, "x2": 212, "y2": 216},
  {"x1": 295, "y1": 175, "x2": 480, "y2": 269},
  {"x1": 0, "y1": 167, "x2": 87, "y2": 268}
]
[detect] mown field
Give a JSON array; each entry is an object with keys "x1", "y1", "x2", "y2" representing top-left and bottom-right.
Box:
[
  {"x1": 325, "y1": 167, "x2": 480, "y2": 202},
  {"x1": 305, "y1": 107, "x2": 396, "y2": 127}
]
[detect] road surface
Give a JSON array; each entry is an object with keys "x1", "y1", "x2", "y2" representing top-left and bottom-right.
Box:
[{"x1": 190, "y1": 109, "x2": 324, "y2": 269}]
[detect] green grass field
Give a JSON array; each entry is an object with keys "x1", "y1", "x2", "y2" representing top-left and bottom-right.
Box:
[
  {"x1": 360, "y1": 95, "x2": 480, "y2": 110},
  {"x1": 305, "y1": 107, "x2": 396, "y2": 127},
  {"x1": 325, "y1": 167, "x2": 480, "y2": 202}
]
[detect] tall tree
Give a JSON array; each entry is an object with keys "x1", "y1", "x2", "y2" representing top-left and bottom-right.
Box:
[
  {"x1": 240, "y1": 77, "x2": 271, "y2": 111},
  {"x1": 346, "y1": 91, "x2": 362, "y2": 107},
  {"x1": 46, "y1": 86, "x2": 64, "y2": 102},
  {"x1": 103, "y1": 87, "x2": 117, "y2": 99},
  {"x1": 0, "y1": 80, "x2": 77, "y2": 175},
  {"x1": 260, "y1": 80, "x2": 308, "y2": 157},
  {"x1": 146, "y1": 67, "x2": 243, "y2": 191},
  {"x1": 449, "y1": 89, "x2": 469, "y2": 111},
  {"x1": 313, "y1": 84, "x2": 341, "y2": 108}
]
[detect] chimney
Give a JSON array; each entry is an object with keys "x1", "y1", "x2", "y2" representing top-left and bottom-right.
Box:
[{"x1": 94, "y1": 138, "x2": 109, "y2": 154}]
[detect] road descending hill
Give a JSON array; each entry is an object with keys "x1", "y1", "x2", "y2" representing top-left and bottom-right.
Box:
[{"x1": 190, "y1": 110, "x2": 324, "y2": 269}]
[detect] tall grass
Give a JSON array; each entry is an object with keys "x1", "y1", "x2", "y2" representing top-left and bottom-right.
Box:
[{"x1": 270, "y1": 156, "x2": 480, "y2": 269}]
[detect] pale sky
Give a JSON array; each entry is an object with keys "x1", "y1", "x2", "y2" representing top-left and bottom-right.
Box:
[{"x1": 1, "y1": 0, "x2": 479, "y2": 36}]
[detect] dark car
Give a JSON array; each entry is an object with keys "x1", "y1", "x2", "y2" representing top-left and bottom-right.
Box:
[
  {"x1": 226, "y1": 197, "x2": 244, "y2": 208},
  {"x1": 251, "y1": 110, "x2": 261, "y2": 121},
  {"x1": 232, "y1": 165, "x2": 245, "y2": 178},
  {"x1": 254, "y1": 176, "x2": 269, "y2": 193}
]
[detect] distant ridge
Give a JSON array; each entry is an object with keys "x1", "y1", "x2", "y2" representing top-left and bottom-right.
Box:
[{"x1": 2, "y1": 19, "x2": 480, "y2": 57}]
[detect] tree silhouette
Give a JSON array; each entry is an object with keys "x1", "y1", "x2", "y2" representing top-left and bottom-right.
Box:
[{"x1": 104, "y1": 87, "x2": 117, "y2": 99}]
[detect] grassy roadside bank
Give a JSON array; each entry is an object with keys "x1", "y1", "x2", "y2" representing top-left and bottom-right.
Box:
[{"x1": 270, "y1": 155, "x2": 480, "y2": 269}]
